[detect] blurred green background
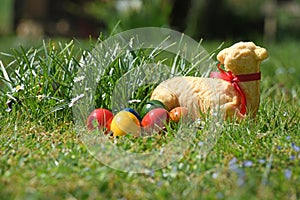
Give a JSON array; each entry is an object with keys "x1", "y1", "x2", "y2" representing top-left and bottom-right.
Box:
[{"x1": 1, "y1": 0, "x2": 300, "y2": 46}]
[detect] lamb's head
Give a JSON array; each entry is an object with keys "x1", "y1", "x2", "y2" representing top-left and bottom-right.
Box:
[{"x1": 217, "y1": 42, "x2": 268, "y2": 74}]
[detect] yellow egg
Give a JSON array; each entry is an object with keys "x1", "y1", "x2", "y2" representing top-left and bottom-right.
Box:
[{"x1": 111, "y1": 111, "x2": 141, "y2": 137}]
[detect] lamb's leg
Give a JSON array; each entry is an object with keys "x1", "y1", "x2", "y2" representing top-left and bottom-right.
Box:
[
  {"x1": 150, "y1": 85, "x2": 179, "y2": 111},
  {"x1": 221, "y1": 103, "x2": 245, "y2": 120}
]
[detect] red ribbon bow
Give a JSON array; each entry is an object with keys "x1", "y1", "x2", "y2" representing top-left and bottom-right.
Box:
[{"x1": 210, "y1": 64, "x2": 261, "y2": 115}]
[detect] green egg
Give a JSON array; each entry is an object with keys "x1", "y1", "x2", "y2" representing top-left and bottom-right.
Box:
[{"x1": 140, "y1": 100, "x2": 167, "y2": 119}]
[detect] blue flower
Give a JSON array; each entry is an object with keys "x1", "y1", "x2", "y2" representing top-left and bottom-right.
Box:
[
  {"x1": 289, "y1": 155, "x2": 296, "y2": 160},
  {"x1": 212, "y1": 172, "x2": 219, "y2": 179},
  {"x1": 284, "y1": 169, "x2": 292, "y2": 180},
  {"x1": 277, "y1": 146, "x2": 282, "y2": 150},
  {"x1": 198, "y1": 141, "x2": 204, "y2": 147},
  {"x1": 228, "y1": 158, "x2": 246, "y2": 186},
  {"x1": 243, "y1": 160, "x2": 253, "y2": 167},
  {"x1": 229, "y1": 157, "x2": 237, "y2": 167},
  {"x1": 291, "y1": 143, "x2": 300, "y2": 152}
]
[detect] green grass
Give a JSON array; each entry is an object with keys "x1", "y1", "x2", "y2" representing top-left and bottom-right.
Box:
[{"x1": 0, "y1": 37, "x2": 300, "y2": 200}]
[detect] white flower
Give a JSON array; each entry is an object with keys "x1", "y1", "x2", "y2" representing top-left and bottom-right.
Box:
[
  {"x1": 128, "y1": 99, "x2": 141, "y2": 104},
  {"x1": 37, "y1": 94, "x2": 45, "y2": 101},
  {"x1": 74, "y1": 76, "x2": 85, "y2": 82},
  {"x1": 12, "y1": 84, "x2": 24, "y2": 93}
]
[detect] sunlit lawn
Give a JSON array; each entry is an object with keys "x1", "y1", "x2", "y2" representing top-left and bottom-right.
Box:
[{"x1": 0, "y1": 36, "x2": 299, "y2": 199}]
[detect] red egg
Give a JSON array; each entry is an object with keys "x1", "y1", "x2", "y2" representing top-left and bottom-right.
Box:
[
  {"x1": 141, "y1": 108, "x2": 169, "y2": 133},
  {"x1": 140, "y1": 100, "x2": 167, "y2": 118},
  {"x1": 169, "y1": 107, "x2": 189, "y2": 123},
  {"x1": 87, "y1": 108, "x2": 114, "y2": 134}
]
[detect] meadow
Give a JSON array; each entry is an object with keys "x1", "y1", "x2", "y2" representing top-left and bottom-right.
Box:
[{"x1": 0, "y1": 35, "x2": 299, "y2": 199}]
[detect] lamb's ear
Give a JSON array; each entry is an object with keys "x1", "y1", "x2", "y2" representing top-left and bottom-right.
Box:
[
  {"x1": 217, "y1": 49, "x2": 227, "y2": 64},
  {"x1": 255, "y1": 47, "x2": 268, "y2": 61}
]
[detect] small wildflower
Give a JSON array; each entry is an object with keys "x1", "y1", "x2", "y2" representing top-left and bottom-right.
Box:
[
  {"x1": 16, "y1": 84, "x2": 24, "y2": 92},
  {"x1": 12, "y1": 84, "x2": 24, "y2": 93},
  {"x1": 212, "y1": 172, "x2": 219, "y2": 179},
  {"x1": 37, "y1": 94, "x2": 45, "y2": 101},
  {"x1": 286, "y1": 135, "x2": 291, "y2": 140},
  {"x1": 198, "y1": 141, "x2": 204, "y2": 146},
  {"x1": 74, "y1": 76, "x2": 85, "y2": 82},
  {"x1": 277, "y1": 146, "x2": 282, "y2": 150},
  {"x1": 229, "y1": 157, "x2": 237, "y2": 167},
  {"x1": 243, "y1": 160, "x2": 253, "y2": 167},
  {"x1": 289, "y1": 155, "x2": 296, "y2": 160},
  {"x1": 258, "y1": 159, "x2": 266, "y2": 164},
  {"x1": 128, "y1": 99, "x2": 141, "y2": 104},
  {"x1": 291, "y1": 143, "x2": 300, "y2": 152},
  {"x1": 284, "y1": 169, "x2": 292, "y2": 180},
  {"x1": 283, "y1": 111, "x2": 288, "y2": 117}
]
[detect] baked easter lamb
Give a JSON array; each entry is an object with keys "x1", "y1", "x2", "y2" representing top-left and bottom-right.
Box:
[{"x1": 150, "y1": 42, "x2": 268, "y2": 119}]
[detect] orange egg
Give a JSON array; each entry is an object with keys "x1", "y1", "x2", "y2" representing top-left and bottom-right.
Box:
[{"x1": 169, "y1": 107, "x2": 189, "y2": 123}]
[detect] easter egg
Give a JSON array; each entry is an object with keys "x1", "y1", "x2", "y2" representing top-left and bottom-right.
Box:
[
  {"x1": 141, "y1": 108, "x2": 169, "y2": 133},
  {"x1": 140, "y1": 100, "x2": 167, "y2": 118},
  {"x1": 123, "y1": 108, "x2": 142, "y2": 121},
  {"x1": 87, "y1": 108, "x2": 114, "y2": 133},
  {"x1": 169, "y1": 107, "x2": 189, "y2": 122},
  {"x1": 111, "y1": 110, "x2": 141, "y2": 137}
]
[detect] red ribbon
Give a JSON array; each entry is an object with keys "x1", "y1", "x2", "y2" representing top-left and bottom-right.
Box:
[{"x1": 210, "y1": 64, "x2": 261, "y2": 115}]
